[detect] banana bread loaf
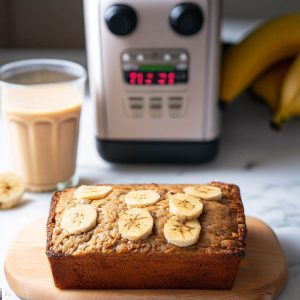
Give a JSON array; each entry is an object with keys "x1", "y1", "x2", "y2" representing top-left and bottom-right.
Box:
[{"x1": 46, "y1": 182, "x2": 247, "y2": 289}]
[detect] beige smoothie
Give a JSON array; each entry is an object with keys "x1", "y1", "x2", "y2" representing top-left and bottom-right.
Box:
[{"x1": 2, "y1": 82, "x2": 82, "y2": 192}]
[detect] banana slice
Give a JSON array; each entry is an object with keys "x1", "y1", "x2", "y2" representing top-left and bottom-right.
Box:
[
  {"x1": 0, "y1": 172, "x2": 24, "y2": 210},
  {"x1": 61, "y1": 204, "x2": 97, "y2": 234},
  {"x1": 74, "y1": 185, "x2": 112, "y2": 200},
  {"x1": 125, "y1": 190, "x2": 160, "y2": 208},
  {"x1": 184, "y1": 185, "x2": 222, "y2": 201},
  {"x1": 118, "y1": 208, "x2": 153, "y2": 241},
  {"x1": 164, "y1": 216, "x2": 201, "y2": 247},
  {"x1": 169, "y1": 193, "x2": 203, "y2": 220}
]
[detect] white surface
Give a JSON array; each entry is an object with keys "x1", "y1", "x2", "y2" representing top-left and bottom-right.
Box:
[{"x1": 1, "y1": 93, "x2": 300, "y2": 299}]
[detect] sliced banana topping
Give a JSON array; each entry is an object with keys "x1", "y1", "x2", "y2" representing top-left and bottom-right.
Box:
[
  {"x1": 0, "y1": 172, "x2": 24, "y2": 210},
  {"x1": 118, "y1": 208, "x2": 153, "y2": 241},
  {"x1": 61, "y1": 204, "x2": 97, "y2": 234},
  {"x1": 169, "y1": 193, "x2": 203, "y2": 220},
  {"x1": 164, "y1": 216, "x2": 201, "y2": 247},
  {"x1": 184, "y1": 185, "x2": 222, "y2": 201},
  {"x1": 125, "y1": 190, "x2": 160, "y2": 208},
  {"x1": 74, "y1": 185, "x2": 112, "y2": 200}
]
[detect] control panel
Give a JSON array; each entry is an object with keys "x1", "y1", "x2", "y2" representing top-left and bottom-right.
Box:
[
  {"x1": 121, "y1": 49, "x2": 189, "y2": 118},
  {"x1": 125, "y1": 94, "x2": 187, "y2": 119},
  {"x1": 121, "y1": 49, "x2": 189, "y2": 87}
]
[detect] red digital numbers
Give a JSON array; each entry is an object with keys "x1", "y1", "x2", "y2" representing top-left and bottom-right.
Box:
[
  {"x1": 129, "y1": 71, "x2": 176, "y2": 85},
  {"x1": 137, "y1": 72, "x2": 143, "y2": 85},
  {"x1": 157, "y1": 73, "x2": 166, "y2": 85},
  {"x1": 168, "y1": 72, "x2": 175, "y2": 79},
  {"x1": 168, "y1": 72, "x2": 175, "y2": 85},
  {"x1": 158, "y1": 72, "x2": 167, "y2": 79},
  {"x1": 146, "y1": 73, "x2": 154, "y2": 79},
  {"x1": 145, "y1": 72, "x2": 153, "y2": 84},
  {"x1": 129, "y1": 72, "x2": 137, "y2": 79}
]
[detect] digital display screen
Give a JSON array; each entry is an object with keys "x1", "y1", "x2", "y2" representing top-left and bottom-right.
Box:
[{"x1": 124, "y1": 65, "x2": 188, "y2": 85}]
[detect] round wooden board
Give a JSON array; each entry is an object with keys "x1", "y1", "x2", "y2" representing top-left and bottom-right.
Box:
[{"x1": 5, "y1": 216, "x2": 287, "y2": 300}]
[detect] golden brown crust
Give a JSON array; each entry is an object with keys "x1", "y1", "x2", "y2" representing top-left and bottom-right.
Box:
[
  {"x1": 210, "y1": 182, "x2": 247, "y2": 255},
  {"x1": 46, "y1": 182, "x2": 247, "y2": 289}
]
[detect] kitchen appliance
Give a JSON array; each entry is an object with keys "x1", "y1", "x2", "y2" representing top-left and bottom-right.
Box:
[{"x1": 84, "y1": 0, "x2": 220, "y2": 162}]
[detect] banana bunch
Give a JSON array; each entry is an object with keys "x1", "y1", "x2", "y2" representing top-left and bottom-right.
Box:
[{"x1": 221, "y1": 13, "x2": 300, "y2": 129}]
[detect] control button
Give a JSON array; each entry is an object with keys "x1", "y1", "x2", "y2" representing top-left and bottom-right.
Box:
[
  {"x1": 169, "y1": 96, "x2": 183, "y2": 101},
  {"x1": 129, "y1": 99, "x2": 143, "y2": 109},
  {"x1": 169, "y1": 97, "x2": 183, "y2": 108},
  {"x1": 123, "y1": 64, "x2": 139, "y2": 71},
  {"x1": 163, "y1": 53, "x2": 172, "y2": 61},
  {"x1": 127, "y1": 96, "x2": 144, "y2": 118},
  {"x1": 131, "y1": 110, "x2": 143, "y2": 118},
  {"x1": 149, "y1": 97, "x2": 163, "y2": 118},
  {"x1": 105, "y1": 4, "x2": 137, "y2": 36},
  {"x1": 169, "y1": 110, "x2": 181, "y2": 118},
  {"x1": 129, "y1": 96, "x2": 143, "y2": 101},
  {"x1": 179, "y1": 53, "x2": 188, "y2": 61},
  {"x1": 169, "y1": 3, "x2": 203, "y2": 36},
  {"x1": 136, "y1": 54, "x2": 144, "y2": 61},
  {"x1": 150, "y1": 104, "x2": 162, "y2": 109},
  {"x1": 150, "y1": 111, "x2": 162, "y2": 118},
  {"x1": 130, "y1": 104, "x2": 143, "y2": 109},
  {"x1": 122, "y1": 53, "x2": 131, "y2": 62},
  {"x1": 168, "y1": 96, "x2": 183, "y2": 118},
  {"x1": 150, "y1": 97, "x2": 162, "y2": 101},
  {"x1": 175, "y1": 63, "x2": 188, "y2": 71},
  {"x1": 150, "y1": 97, "x2": 162, "y2": 109},
  {"x1": 169, "y1": 103, "x2": 182, "y2": 109}
]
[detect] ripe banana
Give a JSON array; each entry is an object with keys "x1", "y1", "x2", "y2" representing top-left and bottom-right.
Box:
[
  {"x1": 74, "y1": 185, "x2": 112, "y2": 200},
  {"x1": 61, "y1": 204, "x2": 97, "y2": 234},
  {"x1": 169, "y1": 193, "x2": 203, "y2": 220},
  {"x1": 184, "y1": 185, "x2": 222, "y2": 201},
  {"x1": 125, "y1": 190, "x2": 160, "y2": 208},
  {"x1": 164, "y1": 216, "x2": 201, "y2": 247},
  {"x1": 0, "y1": 172, "x2": 24, "y2": 209},
  {"x1": 118, "y1": 208, "x2": 153, "y2": 241},
  {"x1": 272, "y1": 53, "x2": 300, "y2": 128},
  {"x1": 221, "y1": 14, "x2": 300, "y2": 103},
  {"x1": 251, "y1": 60, "x2": 292, "y2": 112}
]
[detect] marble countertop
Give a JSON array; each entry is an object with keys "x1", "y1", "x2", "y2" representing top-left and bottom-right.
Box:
[
  {"x1": 0, "y1": 19, "x2": 300, "y2": 298},
  {"x1": 1, "y1": 91, "x2": 300, "y2": 299}
]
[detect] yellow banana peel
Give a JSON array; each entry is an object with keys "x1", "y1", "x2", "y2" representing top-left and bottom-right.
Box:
[
  {"x1": 272, "y1": 53, "x2": 300, "y2": 128},
  {"x1": 221, "y1": 14, "x2": 300, "y2": 103},
  {"x1": 251, "y1": 60, "x2": 292, "y2": 112}
]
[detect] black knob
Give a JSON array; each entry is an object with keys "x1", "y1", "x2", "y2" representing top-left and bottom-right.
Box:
[
  {"x1": 169, "y1": 3, "x2": 203, "y2": 36},
  {"x1": 105, "y1": 4, "x2": 137, "y2": 36}
]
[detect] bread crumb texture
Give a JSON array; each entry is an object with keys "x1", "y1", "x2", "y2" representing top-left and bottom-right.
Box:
[{"x1": 47, "y1": 182, "x2": 246, "y2": 256}]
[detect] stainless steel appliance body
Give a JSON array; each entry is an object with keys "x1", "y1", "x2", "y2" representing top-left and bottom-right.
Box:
[{"x1": 84, "y1": 0, "x2": 221, "y2": 162}]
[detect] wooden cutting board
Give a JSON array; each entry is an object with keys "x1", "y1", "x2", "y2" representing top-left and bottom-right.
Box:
[{"x1": 4, "y1": 216, "x2": 287, "y2": 300}]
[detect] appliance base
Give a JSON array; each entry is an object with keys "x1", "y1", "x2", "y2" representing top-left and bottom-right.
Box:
[{"x1": 96, "y1": 138, "x2": 219, "y2": 163}]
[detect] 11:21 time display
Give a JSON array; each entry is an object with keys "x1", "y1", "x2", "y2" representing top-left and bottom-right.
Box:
[{"x1": 123, "y1": 65, "x2": 188, "y2": 86}]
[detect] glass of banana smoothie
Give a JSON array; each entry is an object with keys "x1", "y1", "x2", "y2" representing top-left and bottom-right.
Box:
[{"x1": 0, "y1": 59, "x2": 86, "y2": 192}]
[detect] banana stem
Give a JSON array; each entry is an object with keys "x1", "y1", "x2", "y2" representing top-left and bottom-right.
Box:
[{"x1": 271, "y1": 112, "x2": 289, "y2": 130}]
